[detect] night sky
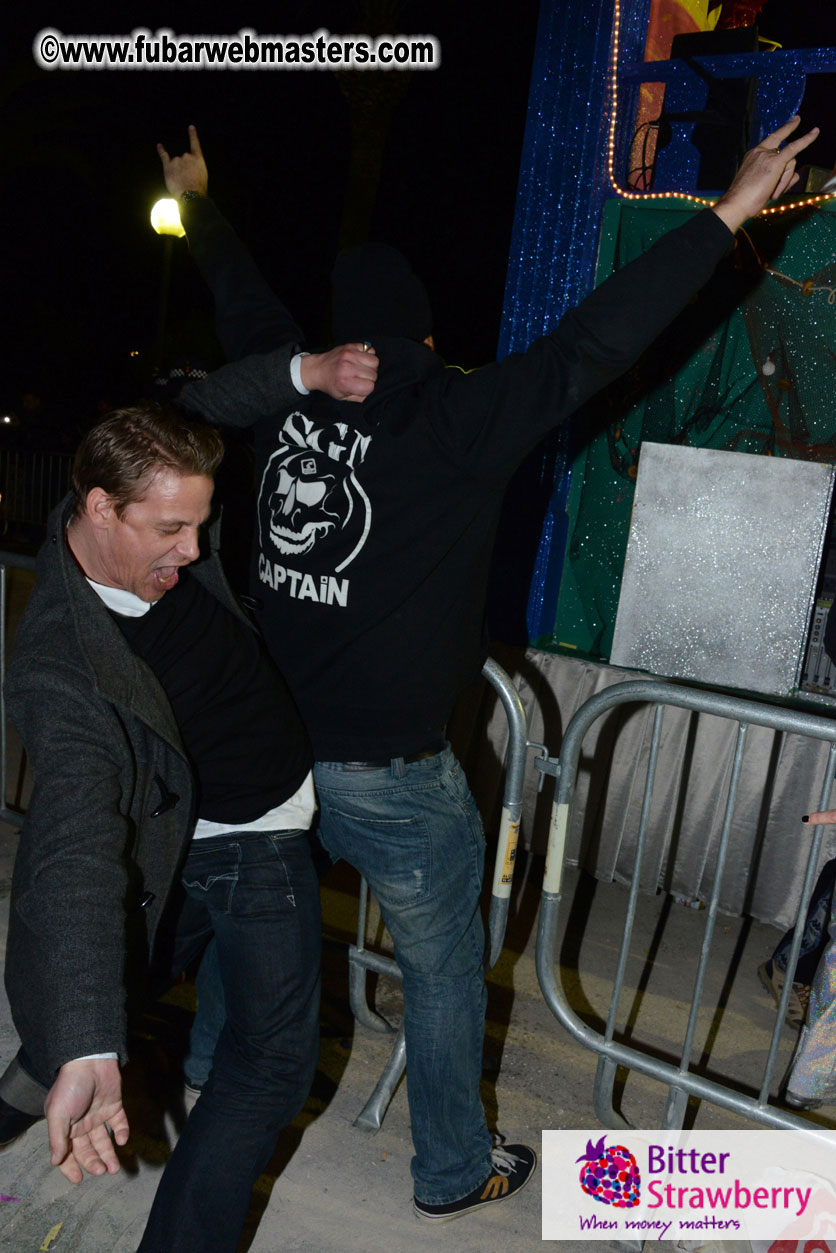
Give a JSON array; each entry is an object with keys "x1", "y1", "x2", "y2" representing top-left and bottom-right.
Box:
[
  {"x1": 1, "y1": 0, "x2": 834, "y2": 427},
  {"x1": 0, "y1": 2, "x2": 540, "y2": 422}
]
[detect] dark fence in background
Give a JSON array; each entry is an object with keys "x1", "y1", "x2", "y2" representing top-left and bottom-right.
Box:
[{"x1": 0, "y1": 449, "x2": 71, "y2": 543}]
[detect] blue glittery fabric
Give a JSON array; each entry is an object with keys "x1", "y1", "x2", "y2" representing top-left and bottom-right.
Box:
[
  {"x1": 500, "y1": 0, "x2": 836, "y2": 646},
  {"x1": 499, "y1": 0, "x2": 650, "y2": 640}
]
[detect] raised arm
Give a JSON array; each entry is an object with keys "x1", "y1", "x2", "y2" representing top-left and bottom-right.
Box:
[
  {"x1": 429, "y1": 118, "x2": 821, "y2": 475},
  {"x1": 157, "y1": 122, "x2": 208, "y2": 198},
  {"x1": 158, "y1": 125, "x2": 303, "y2": 358},
  {"x1": 711, "y1": 116, "x2": 819, "y2": 234},
  {"x1": 159, "y1": 126, "x2": 379, "y2": 423}
]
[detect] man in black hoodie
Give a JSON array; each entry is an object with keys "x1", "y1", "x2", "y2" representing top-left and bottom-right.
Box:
[{"x1": 160, "y1": 119, "x2": 817, "y2": 1222}]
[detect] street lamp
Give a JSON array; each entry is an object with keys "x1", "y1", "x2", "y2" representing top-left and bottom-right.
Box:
[
  {"x1": 149, "y1": 199, "x2": 185, "y2": 371},
  {"x1": 150, "y1": 198, "x2": 185, "y2": 238}
]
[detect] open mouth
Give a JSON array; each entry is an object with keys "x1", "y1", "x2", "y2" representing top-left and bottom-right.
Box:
[{"x1": 153, "y1": 565, "x2": 180, "y2": 591}]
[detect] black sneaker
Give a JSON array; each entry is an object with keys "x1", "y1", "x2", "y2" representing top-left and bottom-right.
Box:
[
  {"x1": 413, "y1": 1143, "x2": 537, "y2": 1222},
  {"x1": 0, "y1": 1096, "x2": 42, "y2": 1148}
]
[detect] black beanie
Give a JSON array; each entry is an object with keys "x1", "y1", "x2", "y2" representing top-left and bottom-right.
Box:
[{"x1": 332, "y1": 243, "x2": 433, "y2": 343}]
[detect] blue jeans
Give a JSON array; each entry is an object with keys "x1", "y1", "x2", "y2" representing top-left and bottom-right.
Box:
[
  {"x1": 139, "y1": 828, "x2": 321, "y2": 1252},
  {"x1": 773, "y1": 856, "x2": 836, "y2": 984},
  {"x1": 185, "y1": 937, "x2": 223, "y2": 1088},
  {"x1": 314, "y1": 747, "x2": 493, "y2": 1204}
]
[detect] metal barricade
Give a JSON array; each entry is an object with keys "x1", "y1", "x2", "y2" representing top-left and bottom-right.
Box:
[
  {"x1": 348, "y1": 656, "x2": 529, "y2": 1132},
  {"x1": 0, "y1": 554, "x2": 36, "y2": 827},
  {"x1": 536, "y1": 678, "x2": 836, "y2": 1142},
  {"x1": 0, "y1": 450, "x2": 72, "y2": 533}
]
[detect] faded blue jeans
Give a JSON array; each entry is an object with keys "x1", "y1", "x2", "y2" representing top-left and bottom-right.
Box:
[{"x1": 314, "y1": 747, "x2": 494, "y2": 1205}]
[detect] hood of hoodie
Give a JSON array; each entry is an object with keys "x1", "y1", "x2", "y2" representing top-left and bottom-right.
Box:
[
  {"x1": 328, "y1": 335, "x2": 444, "y2": 429},
  {"x1": 331, "y1": 243, "x2": 433, "y2": 344}
]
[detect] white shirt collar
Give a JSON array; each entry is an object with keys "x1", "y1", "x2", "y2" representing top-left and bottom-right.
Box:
[{"x1": 86, "y1": 578, "x2": 153, "y2": 617}]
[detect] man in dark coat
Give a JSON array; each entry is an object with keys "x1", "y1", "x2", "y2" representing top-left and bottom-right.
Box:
[{"x1": 0, "y1": 395, "x2": 370, "y2": 1250}]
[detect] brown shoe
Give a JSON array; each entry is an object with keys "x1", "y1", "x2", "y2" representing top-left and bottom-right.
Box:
[{"x1": 758, "y1": 960, "x2": 810, "y2": 1029}]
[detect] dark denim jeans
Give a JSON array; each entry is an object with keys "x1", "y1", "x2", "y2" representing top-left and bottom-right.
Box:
[
  {"x1": 773, "y1": 856, "x2": 836, "y2": 984},
  {"x1": 314, "y1": 747, "x2": 493, "y2": 1205},
  {"x1": 184, "y1": 936, "x2": 224, "y2": 1088},
  {"x1": 138, "y1": 827, "x2": 321, "y2": 1252}
]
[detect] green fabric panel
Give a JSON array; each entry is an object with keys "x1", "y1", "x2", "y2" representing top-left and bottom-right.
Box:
[{"x1": 541, "y1": 197, "x2": 836, "y2": 660}]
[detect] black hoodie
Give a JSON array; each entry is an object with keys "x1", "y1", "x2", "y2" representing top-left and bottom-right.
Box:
[{"x1": 181, "y1": 195, "x2": 733, "y2": 759}]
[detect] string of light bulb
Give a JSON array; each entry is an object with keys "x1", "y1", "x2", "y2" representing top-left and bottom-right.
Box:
[{"x1": 604, "y1": 0, "x2": 836, "y2": 217}]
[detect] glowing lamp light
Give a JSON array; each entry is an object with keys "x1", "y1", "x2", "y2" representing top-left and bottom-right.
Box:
[{"x1": 150, "y1": 199, "x2": 185, "y2": 238}]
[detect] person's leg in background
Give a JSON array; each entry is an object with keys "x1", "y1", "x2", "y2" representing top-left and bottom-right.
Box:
[
  {"x1": 785, "y1": 879, "x2": 836, "y2": 1108},
  {"x1": 760, "y1": 857, "x2": 836, "y2": 1027},
  {"x1": 183, "y1": 937, "x2": 224, "y2": 1092}
]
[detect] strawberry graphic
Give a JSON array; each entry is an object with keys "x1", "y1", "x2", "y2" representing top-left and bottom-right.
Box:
[{"x1": 576, "y1": 1136, "x2": 641, "y2": 1207}]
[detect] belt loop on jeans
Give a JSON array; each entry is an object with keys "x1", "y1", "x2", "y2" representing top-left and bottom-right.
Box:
[{"x1": 339, "y1": 740, "x2": 446, "y2": 772}]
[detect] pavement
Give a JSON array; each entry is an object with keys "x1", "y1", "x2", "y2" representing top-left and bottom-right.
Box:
[
  {"x1": 0, "y1": 827, "x2": 817, "y2": 1253},
  {"x1": 0, "y1": 567, "x2": 827, "y2": 1252}
]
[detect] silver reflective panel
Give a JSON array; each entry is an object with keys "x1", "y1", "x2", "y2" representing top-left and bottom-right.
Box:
[{"x1": 610, "y1": 443, "x2": 835, "y2": 696}]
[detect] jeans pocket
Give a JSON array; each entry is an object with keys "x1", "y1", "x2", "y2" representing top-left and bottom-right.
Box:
[
  {"x1": 228, "y1": 835, "x2": 311, "y2": 919},
  {"x1": 319, "y1": 806, "x2": 433, "y2": 907},
  {"x1": 182, "y1": 842, "x2": 240, "y2": 913}
]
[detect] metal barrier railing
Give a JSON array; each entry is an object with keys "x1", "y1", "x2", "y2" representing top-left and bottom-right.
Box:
[
  {"x1": 0, "y1": 554, "x2": 36, "y2": 827},
  {"x1": 0, "y1": 449, "x2": 71, "y2": 531},
  {"x1": 536, "y1": 678, "x2": 836, "y2": 1143},
  {"x1": 348, "y1": 656, "x2": 529, "y2": 1132},
  {"x1": 0, "y1": 451, "x2": 64, "y2": 821}
]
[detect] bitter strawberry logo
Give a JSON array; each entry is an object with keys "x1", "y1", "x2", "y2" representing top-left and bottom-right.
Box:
[{"x1": 577, "y1": 1136, "x2": 641, "y2": 1207}]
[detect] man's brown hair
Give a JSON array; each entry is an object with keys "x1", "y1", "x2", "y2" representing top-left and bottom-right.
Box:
[{"x1": 71, "y1": 403, "x2": 224, "y2": 518}]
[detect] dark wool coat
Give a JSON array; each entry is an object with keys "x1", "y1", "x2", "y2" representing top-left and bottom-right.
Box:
[{"x1": 4, "y1": 498, "x2": 257, "y2": 1081}]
